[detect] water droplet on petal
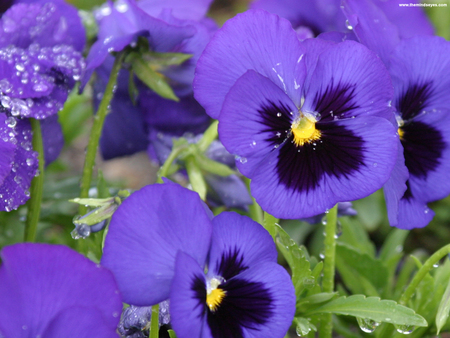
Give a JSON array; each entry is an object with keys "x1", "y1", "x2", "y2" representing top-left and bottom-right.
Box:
[
  {"x1": 32, "y1": 82, "x2": 49, "y2": 92},
  {"x1": 345, "y1": 19, "x2": 353, "y2": 30}
]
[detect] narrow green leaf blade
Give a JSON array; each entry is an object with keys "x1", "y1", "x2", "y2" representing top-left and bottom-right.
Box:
[
  {"x1": 305, "y1": 295, "x2": 428, "y2": 327},
  {"x1": 142, "y1": 51, "x2": 193, "y2": 66},
  {"x1": 379, "y1": 228, "x2": 408, "y2": 262},
  {"x1": 336, "y1": 243, "x2": 388, "y2": 291},
  {"x1": 436, "y1": 277, "x2": 450, "y2": 334},
  {"x1": 168, "y1": 330, "x2": 178, "y2": 338},
  {"x1": 131, "y1": 54, "x2": 179, "y2": 101},
  {"x1": 195, "y1": 153, "x2": 235, "y2": 176}
]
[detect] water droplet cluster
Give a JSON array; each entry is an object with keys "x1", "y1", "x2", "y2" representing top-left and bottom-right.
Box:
[
  {"x1": 0, "y1": 116, "x2": 38, "y2": 211},
  {"x1": 0, "y1": 43, "x2": 84, "y2": 119}
]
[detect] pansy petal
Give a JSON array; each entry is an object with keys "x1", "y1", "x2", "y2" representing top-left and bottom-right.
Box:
[
  {"x1": 219, "y1": 70, "x2": 298, "y2": 177},
  {"x1": 375, "y1": 0, "x2": 434, "y2": 39},
  {"x1": 141, "y1": 91, "x2": 210, "y2": 136},
  {"x1": 403, "y1": 110, "x2": 450, "y2": 202},
  {"x1": 0, "y1": 115, "x2": 16, "y2": 184},
  {"x1": 0, "y1": 47, "x2": 54, "y2": 100},
  {"x1": 170, "y1": 251, "x2": 208, "y2": 338},
  {"x1": 396, "y1": 194, "x2": 434, "y2": 230},
  {"x1": 389, "y1": 36, "x2": 450, "y2": 115},
  {"x1": 250, "y1": 117, "x2": 397, "y2": 218},
  {"x1": 0, "y1": 243, "x2": 122, "y2": 337},
  {"x1": 231, "y1": 263, "x2": 295, "y2": 338},
  {"x1": 0, "y1": 2, "x2": 85, "y2": 50},
  {"x1": 208, "y1": 212, "x2": 277, "y2": 281},
  {"x1": 157, "y1": 13, "x2": 217, "y2": 92},
  {"x1": 383, "y1": 139, "x2": 409, "y2": 228},
  {"x1": 138, "y1": 0, "x2": 213, "y2": 21},
  {"x1": 302, "y1": 40, "x2": 394, "y2": 121},
  {"x1": 42, "y1": 307, "x2": 118, "y2": 338},
  {"x1": 205, "y1": 174, "x2": 252, "y2": 210},
  {"x1": 100, "y1": 91, "x2": 149, "y2": 160},
  {"x1": 251, "y1": 0, "x2": 346, "y2": 34},
  {"x1": 300, "y1": 37, "x2": 336, "y2": 89},
  {"x1": 41, "y1": 114, "x2": 63, "y2": 165},
  {"x1": 194, "y1": 9, "x2": 306, "y2": 118},
  {"x1": 251, "y1": 0, "x2": 320, "y2": 32},
  {"x1": 0, "y1": 118, "x2": 38, "y2": 212},
  {"x1": 341, "y1": 0, "x2": 400, "y2": 64},
  {"x1": 209, "y1": 263, "x2": 295, "y2": 338},
  {"x1": 101, "y1": 183, "x2": 212, "y2": 306},
  {"x1": 83, "y1": 0, "x2": 195, "y2": 88}
]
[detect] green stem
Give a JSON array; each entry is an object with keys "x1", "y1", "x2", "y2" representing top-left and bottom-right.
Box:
[
  {"x1": 263, "y1": 212, "x2": 277, "y2": 241},
  {"x1": 319, "y1": 204, "x2": 338, "y2": 338},
  {"x1": 245, "y1": 177, "x2": 263, "y2": 224},
  {"x1": 79, "y1": 52, "x2": 125, "y2": 215},
  {"x1": 197, "y1": 120, "x2": 218, "y2": 152},
  {"x1": 377, "y1": 244, "x2": 450, "y2": 338},
  {"x1": 150, "y1": 303, "x2": 159, "y2": 338},
  {"x1": 24, "y1": 118, "x2": 45, "y2": 242},
  {"x1": 185, "y1": 155, "x2": 207, "y2": 200},
  {"x1": 399, "y1": 243, "x2": 450, "y2": 306},
  {"x1": 156, "y1": 145, "x2": 189, "y2": 183}
]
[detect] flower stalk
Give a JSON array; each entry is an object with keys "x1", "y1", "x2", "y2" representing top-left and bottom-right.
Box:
[
  {"x1": 79, "y1": 51, "x2": 125, "y2": 215},
  {"x1": 150, "y1": 303, "x2": 159, "y2": 338},
  {"x1": 24, "y1": 118, "x2": 45, "y2": 242},
  {"x1": 319, "y1": 204, "x2": 338, "y2": 338}
]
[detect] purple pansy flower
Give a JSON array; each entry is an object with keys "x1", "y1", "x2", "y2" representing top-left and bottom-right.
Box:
[
  {"x1": 0, "y1": 243, "x2": 122, "y2": 337},
  {"x1": 342, "y1": 0, "x2": 450, "y2": 229},
  {"x1": 0, "y1": 115, "x2": 37, "y2": 211},
  {"x1": 194, "y1": 10, "x2": 398, "y2": 219},
  {"x1": 251, "y1": 0, "x2": 433, "y2": 40},
  {"x1": 0, "y1": 0, "x2": 85, "y2": 210},
  {"x1": 101, "y1": 183, "x2": 295, "y2": 338},
  {"x1": 83, "y1": 0, "x2": 210, "y2": 87},
  {"x1": 89, "y1": 0, "x2": 214, "y2": 160},
  {"x1": 0, "y1": 3, "x2": 85, "y2": 120}
]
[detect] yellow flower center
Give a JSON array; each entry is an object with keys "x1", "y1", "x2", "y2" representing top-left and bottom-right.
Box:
[
  {"x1": 398, "y1": 128, "x2": 404, "y2": 140},
  {"x1": 291, "y1": 113, "x2": 321, "y2": 146},
  {"x1": 206, "y1": 287, "x2": 226, "y2": 312}
]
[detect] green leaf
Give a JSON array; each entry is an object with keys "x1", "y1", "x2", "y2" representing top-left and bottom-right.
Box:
[
  {"x1": 168, "y1": 330, "x2": 178, "y2": 338},
  {"x1": 128, "y1": 70, "x2": 139, "y2": 104},
  {"x1": 297, "y1": 293, "x2": 338, "y2": 313},
  {"x1": 69, "y1": 197, "x2": 114, "y2": 207},
  {"x1": 274, "y1": 225, "x2": 314, "y2": 297},
  {"x1": 58, "y1": 88, "x2": 92, "y2": 145},
  {"x1": 141, "y1": 51, "x2": 193, "y2": 67},
  {"x1": 128, "y1": 52, "x2": 179, "y2": 101},
  {"x1": 185, "y1": 155, "x2": 207, "y2": 200},
  {"x1": 294, "y1": 317, "x2": 317, "y2": 336},
  {"x1": 195, "y1": 153, "x2": 235, "y2": 176},
  {"x1": 379, "y1": 228, "x2": 408, "y2": 262},
  {"x1": 336, "y1": 243, "x2": 388, "y2": 292},
  {"x1": 436, "y1": 277, "x2": 450, "y2": 334},
  {"x1": 338, "y1": 217, "x2": 375, "y2": 257},
  {"x1": 305, "y1": 295, "x2": 428, "y2": 327}
]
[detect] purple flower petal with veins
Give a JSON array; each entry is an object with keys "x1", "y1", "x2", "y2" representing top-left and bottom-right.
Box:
[{"x1": 195, "y1": 10, "x2": 397, "y2": 219}]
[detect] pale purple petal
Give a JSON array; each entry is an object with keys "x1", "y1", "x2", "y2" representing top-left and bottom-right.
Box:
[
  {"x1": 0, "y1": 243, "x2": 122, "y2": 337},
  {"x1": 0, "y1": 118, "x2": 37, "y2": 212}
]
